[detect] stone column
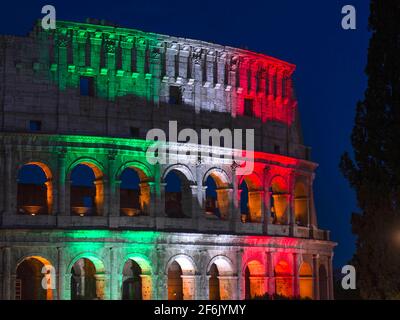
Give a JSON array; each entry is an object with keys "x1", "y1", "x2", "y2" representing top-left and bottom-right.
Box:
[
  {"x1": 95, "y1": 274, "x2": 107, "y2": 300},
  {"x1": 157, "y1": 183, "x2": 167, "y2": 217},
  {"x1": 109, "y1": 248, "x2": 119, "y2": 300},
  {"x1": 267, "y1": 251, "x2": 275, "y2": 296},
  {"x1": 2, "y1": 247, "x2": 11, "y2": 300},
  {"x1": 5, "y1": 146, "x2": 14, "y2": 215},
  {"x1": 236, "y1": 249, "x2": 243, "y2": 299},
  {"x1": 328, "y1": 255, "x2": 334, "y2": 300},
  {"x1": 148, "y1": 181, "x2": 157, "y2": 217},
  {"x1": 276, "y1": 68, "x2": 283, "y2": 101},
  {"x1": 267, "y1": 66, "x2": 276, "y2": 101},
  {"x1": 120, "y1": 38, "x2": 133, "y2": 71},
  {"x1": 57, "y1": 247, "x2": 65, "y2": 300},
  {"x1": 313, "y1": 254, "x2": 320, "y2": 300},
  {"x1": 107, "y1": 152, "x2": 117, "y2": 217},
  {"x1": 57, "y1": 149, "x2": 67, "y2": 218},
  {"x1": 190, "y1": 185, "x2": 200, "y2": 229},
  {"x1": 293, "y1": 253, "x2": 299, "y2": 297}
]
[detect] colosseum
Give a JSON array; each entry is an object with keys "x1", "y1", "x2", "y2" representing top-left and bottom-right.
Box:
[{"x1": 0, "y1": 19, "x2": 335, "y2": 300}]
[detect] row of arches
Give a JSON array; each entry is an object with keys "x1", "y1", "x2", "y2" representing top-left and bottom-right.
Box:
[
  {"x1": 14, "y1": 254, "x2": 329, "y2": 300},
  {"x1": 17, "y1": 161, "x2": 311, "y2": 226}
]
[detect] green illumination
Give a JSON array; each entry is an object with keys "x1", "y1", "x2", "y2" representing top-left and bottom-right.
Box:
[
  {"x1": 57, "y1": 230, "x2": 160, "y2": 242},
  {"x1": 38, "y1": 20, "x2": 161, "y2": 101}
]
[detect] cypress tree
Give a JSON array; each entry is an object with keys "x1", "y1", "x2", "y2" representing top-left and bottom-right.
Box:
[{"x1": 340, "y1": 0, "x2": 400, "y2": 299}]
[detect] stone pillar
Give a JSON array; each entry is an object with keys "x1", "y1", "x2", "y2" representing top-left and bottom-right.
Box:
[
  {"x1": 109, "y1": 248, "x2": 119, "y2": 300},
  {"x1": 65, "y1": 179, "x2": 71, "y2": 216},
  {"x1": 57, "y1": 247, "x2": 65, "y2": 300},
  {"x1": 328, "y1": 255, "x2": 334, "y2": 300},
  {"x1": 293, "y1": 253, "x2": 299, "y2": 297},
  {"x1": 276, "y1": 68, "x2": 283, "y2": 100},
  {"x1": 5, "y1": 146, "x2": 14, "y2": 215},
  {"x1": 90, "y1": 33, "x2": 102, "y2": 71},
  {"x1": 57, "y1": 149, "x2": 67, "y2": 217},
  {"x1": 2, "y1": 247, "x2": 11, "y2": 300},
  {"x1": 236, "y1": 249, "x2": 243, "y2": 299},
  {"x1": 313, "y1": 254, "x2": 320, "y2": 300},
  {"x1": 63, "y1": 273, "x2": 71, "y2": 300},
  {"x1": 190, "y1": 185, "x2": 200, "y2": 229},
  {"x1": 267, "y1": 251, "x2": 275, "y2": 296},
  {"x1": 148, "y1": 181, "x2": 157, "y2": 217},
  {"x1": 95, "y1": 274, "x2": 107, "y2": 300},
  {"x1": 120, "y1": 39, "x2": 133, "y2": 71},
  {"x1": 267, "y1": 66, "x2": 276, "y2": 101},
  {"x1": 107, "y1": 152, "x2": 117, "y2": 217}
]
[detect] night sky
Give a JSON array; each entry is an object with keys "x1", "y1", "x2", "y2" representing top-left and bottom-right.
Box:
[{"x1": 1, "y1": 0, "x2": 371, "y2": 268}]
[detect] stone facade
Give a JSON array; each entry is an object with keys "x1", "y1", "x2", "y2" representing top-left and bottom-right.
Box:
[{"x1": 0, "y1": 19, "x2": 335, "y2": 300}]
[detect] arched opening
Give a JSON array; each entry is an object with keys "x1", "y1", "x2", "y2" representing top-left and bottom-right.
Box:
[
  {"x1": 208, "y1": 257, "x2": 234, "y2": 300},
  {"x1": 120, "y1": 167, "x2": 150, "y2": 216},
  {"x1": 17, "y1": 163, "x2": 52, "y2": 215},
  {"x1": 208, "y1": 264, "x2": 220, "y2": 300},
  {"x1": 274, "y1": 260, "x2": 292, "y2": 297},
  {"x1": 244, "y1": 260, "x2": 265, "y2": 299},
  {"x1": 319, "y1": 265, "x2": 328, "y2": 300},
  {"x1": 203, "y1": 170, "x2": 230, "y2": 220},
  {"x1": 269, "y1": 176, "x2": 289, "y2": 225},
  {"x1": 121, "y1": 256, "x2": 152, "y2": 300},
  {"x1": 240, "y1": 180, "x2": 249, "y2": 222},
  {"x1": 70, "y1": 257, "x2": 105, "y2": 300},
  {"x1": 205, "y1": 176, "x2": 221, "y2": 219},
  {"x1": 168, "y1": 261, "x2": 183, "y2": 300},
  {"x1": 15, "y1": 256, "x2": 54, "y2": 300},
  {"x1": 122, "y1": 260, "x2": 142, "y2": 300},
  {"x1": 164, "y1": 170, "x2": 192, "y2": 218},
  {"x1": 70, "y1": 163, "x2": 103, "y2": 216},
  {"x1": 167, "y1": 256, "x2": 196, "y2": 300},
  {"x1": 294, "y1": 182, "x2": 309, "y2": 226},
  {"x1": 239, "y1": 176, "x2": 262, "y2": 223},
  {"x1": 299, "y1": 262, "x2": 313, "y2": 299}
]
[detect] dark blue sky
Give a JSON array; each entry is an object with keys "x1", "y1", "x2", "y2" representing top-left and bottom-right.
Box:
[{"x1": 1, "y1": 0, "x2": 371, "y2": 267}]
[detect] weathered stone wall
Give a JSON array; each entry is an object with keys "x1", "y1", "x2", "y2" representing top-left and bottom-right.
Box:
[
  {"x1": 0, "y1": 230, "x2": 335, "y2": 300},
  {"x1": 0, "y1": 20, "x2": 308, "y2": 160}
]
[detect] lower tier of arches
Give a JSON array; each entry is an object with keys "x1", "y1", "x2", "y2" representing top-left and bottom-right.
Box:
[{"x1": 0, "y1": 229, "x2": 335, "y2": 300}]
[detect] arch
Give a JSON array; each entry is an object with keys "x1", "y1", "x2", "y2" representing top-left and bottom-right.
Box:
[
  {"x1": 299, "y1": 262, "x2": 313, "y2": 299},
  {"x1": 318, "y1": 265, "x2": 328, "y2": 300},
  {"x1": 165, "y1": 254, "x2": 197, "y2": 275},
  {"x1": 274, "y1": 260, "x2": 292, "y2": 297},
  {"x1": 209, "y1": 264, "x2": 220, "y2": 300},
  {"x1": 202, "y1": 167, "x2": 231, "y2": 188},
  {"x1": 116, "y1": 160, "x2": 152, "y2": 182},
  {"x1": 119, "y1": 166, "x2": 151, "y2": 217},
  {"x1": 17, "y1": 162, "x2": 53, "y2": 215},
  {"x1": 239, "y1": 176, "x2": 262, "y2": 223},
  {"x1": 238, "y1": 172, "x2": 262, "y2": 191},
  {"x1": 207, "y1": 255, "x2": 234, "y2": 276},
  {"x1": 69, "y1": 254, "x2": 106, "y2": 300},
  {"x1": 15, "y1": 256, "x2": 55, "y2": 300},
  {"x1": 203, "y1": 168, "x2": 231, "y2": 220},
  {"x1": 244, "y1": 260, "x2": 265, "y2": 299},
  {"x1": 162, "y1": 164, "x2": 195, "y2": 184},
  {"x1": 69, "y1": 161, "x2": 104, "y2": 216},
  {"x1": 269, "y1": 175, "x2": 289, "y2": 225},
  {"x1": 68, "y1": 253, "x2": 105, "y2": 275},
  {"x1": 166, "y1": 254, "x2": 197, "y2": 300},
  {"x1": 121, "y1": 255, "x2": 152, "y2": 300},
  {"x1": 164, "y1": 169, "x2": 193, "y2": 218},
  {"x1": 207, "y1": 255, "x2": 235, "y2": 300},
  {"x1": 67, "y1": 157, "x2": 105, "y2": 180},
  {"x1": 294, "y1": 181, "x2": 309, "y2": 226},
  {"x1": 121, "y1": 253, "x2": 152, "y2": 276}
]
